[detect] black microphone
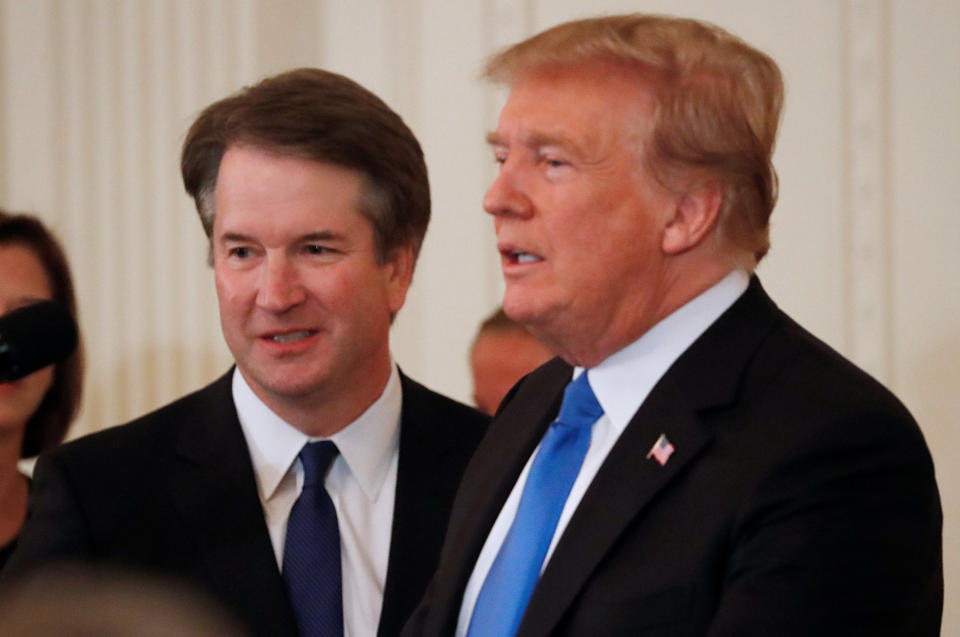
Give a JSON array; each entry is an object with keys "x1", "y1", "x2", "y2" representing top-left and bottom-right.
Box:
[{"x1": 0, "y1": 300, "x2": 78, "y2": 383}]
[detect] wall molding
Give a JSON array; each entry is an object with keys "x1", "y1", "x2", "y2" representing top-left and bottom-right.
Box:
[{"x1": 843, "y1": 0, "x2": 891, "y2": 383}]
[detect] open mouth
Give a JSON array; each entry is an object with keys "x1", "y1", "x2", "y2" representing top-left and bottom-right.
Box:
[
  {"x1": 504, "y1": 249, "x2": 544, "y2": 265},
  {"x1": 266, "y1": 330, "x2": 316, "y2": 344}
]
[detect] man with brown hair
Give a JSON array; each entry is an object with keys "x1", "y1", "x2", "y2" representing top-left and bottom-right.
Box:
[
  {"x1": 408, "y1": 14, "x2": 941, "y2": 637},
  {"x1": 8, "y1": 68, "x2": 488, "y2": 637}
]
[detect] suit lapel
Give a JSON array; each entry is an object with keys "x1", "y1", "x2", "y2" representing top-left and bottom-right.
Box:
[
  {"x1": 425, "y1": 360, "x2": 570, "y2": 636},
  {"x1": 460, "y1": 358, "x2": 569, "y2": 547},
  {"x1": 518, "y1": 377, "x2": 711, "y2": 637},
  {"x1": 378, "y1": 373, "x2": 487, "y2": 636},
  {"x1": 515, "y1": 277, "x2": 781, "y2": 637},
  {"x1": 380, "y1": 373, "x2": 446, "y2": 636},
  {"x1": 170, "y1": 370, "x2": 299, "y2": 637}
]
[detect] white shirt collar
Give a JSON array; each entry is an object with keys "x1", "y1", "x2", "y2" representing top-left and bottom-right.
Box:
[
  {"x1": 581, "y1": 269, "x2": 750, "y2": 434},
  {"x1": 233, "y1": 362, "x2": 403, "y2": 503}
]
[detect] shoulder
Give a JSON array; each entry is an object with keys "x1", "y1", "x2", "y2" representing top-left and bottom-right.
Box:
[
  {"x1": 704, "y1": 290, "x2": 933, "y2": 482},
  {"x1": 761, "y1": 309, "x2": 918, "y2": 431},
  {"x1": 398, "y1": 372, "x2": 489, "y2": 450},
  {"x1": 39, "y1": 371, "x2": 234, "y2": 480},
  {"x1": 694, "y1": 278, "x2": 920, "y2": 439}
]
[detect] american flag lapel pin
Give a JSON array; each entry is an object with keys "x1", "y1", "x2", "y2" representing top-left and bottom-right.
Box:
[{"x1": 647, "y1": 433, "x2": 675, "y2": 466}]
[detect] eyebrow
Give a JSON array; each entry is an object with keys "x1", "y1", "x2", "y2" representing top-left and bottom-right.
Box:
[
  {"x1": 219, "y1": 230, "x2": 347, "y2": 244},
  {"x1": 485, "y1": 130, "x2": 583, "y2": 156},
  {"x1": 299, "y1": 231, "x2": 346, "y2": 243},
  {"x1": 485, "y1": 131, "x2": 506, "y2": 146}
]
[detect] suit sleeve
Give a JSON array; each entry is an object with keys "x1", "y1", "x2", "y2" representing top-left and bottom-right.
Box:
[
  {"x1": 4, "y1": 452, "x2": 96, "y2": 577},
  {"x1": 707, "y1": 410, "x2": 942, "y2": 636}
]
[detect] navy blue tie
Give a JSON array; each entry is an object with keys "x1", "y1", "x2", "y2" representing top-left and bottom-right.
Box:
[
  {"x1": 283, "y1": 441, "x2": 343, "y2": 637},
  {"x1": 466, "y1": 372, "x2": 603, "y2": 637}
]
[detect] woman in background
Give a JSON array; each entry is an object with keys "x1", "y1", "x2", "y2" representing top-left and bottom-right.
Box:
[{"x1": 0, "y1": 210, "x2": 83, "y2": 569}]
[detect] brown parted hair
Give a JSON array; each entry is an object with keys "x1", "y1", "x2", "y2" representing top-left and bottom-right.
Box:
[
  {"x1": 483, "y1": 14, "x2": 784, "y2": 267},
  {"x1": 0, "y1": 210, "x2": 84, "y2": 457},
  {"x1": 181, "y1": 67, "x2": 431, "y2": 266}
]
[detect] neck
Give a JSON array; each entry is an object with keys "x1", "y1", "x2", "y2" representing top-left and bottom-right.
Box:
[
  {"x1": 244, "y1": 355, "x2": 394, "y2": 438},
  {"x1": 549, "y1": 262, "x2": 735, "y2": 368},
  {"x1": 0, "y1": 429, "x2": 29, "y2": 545}
]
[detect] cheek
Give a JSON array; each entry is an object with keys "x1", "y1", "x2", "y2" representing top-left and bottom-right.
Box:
[
  {"x1": 328, "y1": 265, "x2": 391, "y2": 308},
  {"x1": 21, "y1": 367, "x2": 55, "y2": 412},
  {"x1": 543, "y1": 193, "x2": 602, "y2": 245},
  {"x1": 215, "y1": 270, "x2": 251, "y2": 307}
]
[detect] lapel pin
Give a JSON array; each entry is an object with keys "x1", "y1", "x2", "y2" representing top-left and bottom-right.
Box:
[{"x1": 647, "y1": 433, "x2": 675, "y2": 466}]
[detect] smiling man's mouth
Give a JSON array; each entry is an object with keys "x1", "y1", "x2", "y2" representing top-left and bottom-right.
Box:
[{"x1": 268, "y1": 330, "x2": 316, "y2": 344}]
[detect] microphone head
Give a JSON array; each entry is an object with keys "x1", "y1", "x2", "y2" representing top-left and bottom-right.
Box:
[{"x1": 0, "y1": 300, "x2": 78, "y2": 383}]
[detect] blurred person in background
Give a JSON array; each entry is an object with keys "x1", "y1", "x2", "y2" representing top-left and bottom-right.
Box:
[
  {"x1": 0, "y1": 565, "x2": 247, "y2": 637},
  {"x1": 0, "y1": 210, "x2": 83, "y2": 571},
  {"x1": 470, "y1": 307, "x2": 552, "y2": 415}
]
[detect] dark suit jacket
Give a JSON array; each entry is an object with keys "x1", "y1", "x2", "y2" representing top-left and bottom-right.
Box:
[
  {"x1": 407, "y1": 278, "x2": 942, "y2": 636},
  {"x1": 7, "y1": 369, "x2": 488, "y2": 637}
]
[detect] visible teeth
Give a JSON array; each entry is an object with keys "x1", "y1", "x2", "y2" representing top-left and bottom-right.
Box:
[
  {"x1": 271, "y1": 330, "x2": 312, "y2": 343},
  {"x1": 515, "y1": 252, "x2": 540, "y2": 264}
]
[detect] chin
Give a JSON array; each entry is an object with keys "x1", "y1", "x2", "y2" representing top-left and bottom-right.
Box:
[
  {"x1": 270, "y1": 373, "x2": 329, "y2": 399},
  {"x1": 246, "y1": 365, "x2": 326, "y2": 399},
  {"x1": 502, "y1": 291, "x2": 552, "y2": 329}
]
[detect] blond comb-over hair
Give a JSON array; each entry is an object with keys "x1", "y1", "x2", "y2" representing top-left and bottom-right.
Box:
[{"x1": 484, "y1": 14, "x2": 783, "y2": 266}]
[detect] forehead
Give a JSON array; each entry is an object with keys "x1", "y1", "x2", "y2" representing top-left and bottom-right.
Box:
[
  {"x1": 0, "y1": 243, "x2": 52, "y2": 297},
  {"x1": 213, "y1": 145, "x2": 367, "y2": 232},
  {"x1": 493, "y1": 62, "x2": 658, "y2": 150}
]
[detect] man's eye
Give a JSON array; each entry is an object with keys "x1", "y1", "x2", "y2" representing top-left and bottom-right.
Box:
[
  {"x1": 545, "y1": 158, "x2": 567, "y2": 168},
  {"x1": 305, "y1": 244, "x2": 330, "y2": 255},
  {"x1": 229, "y1": 247, "x2": 252, "y2": 259}
]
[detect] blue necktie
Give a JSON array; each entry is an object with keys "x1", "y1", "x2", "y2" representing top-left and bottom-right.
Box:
[
  {"x1": 466, "y1": 372, "x2": 603, "y2": 637},
  {"x1": 283, "y1": 441, "x2": 344, "y2": 637}
]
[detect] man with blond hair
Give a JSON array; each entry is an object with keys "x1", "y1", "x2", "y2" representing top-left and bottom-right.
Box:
[{"x1": 407, "y1": 14, "x2": 941, "y2": 637}]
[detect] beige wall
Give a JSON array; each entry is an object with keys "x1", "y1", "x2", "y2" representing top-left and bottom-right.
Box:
[{"x1": 2, "y1": 0, "x2": 957, "y2": 629}]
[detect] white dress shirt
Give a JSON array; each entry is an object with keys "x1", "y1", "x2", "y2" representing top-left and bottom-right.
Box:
[
  {"x1": 456, "y1": 270, "x2": 750, "y2": 635},
  {"x1": 234, "y1": 363, "x2": 402, "y2": 637}
]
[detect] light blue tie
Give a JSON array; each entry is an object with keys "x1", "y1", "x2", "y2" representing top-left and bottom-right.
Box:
[
  {"x1": 466, "y1": 372, "x2": 603, "y2": 637},
  {"x1": 283, "y1": 441, "x2": 343, "y2": 637}
]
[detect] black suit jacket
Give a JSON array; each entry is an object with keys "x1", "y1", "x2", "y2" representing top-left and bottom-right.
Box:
[
  {"x1": 7, "y1": 369, "x2": 488, "y2": 637},
  {"x1": 408, "y1": 278, "x2": 942, "y2": 636}
]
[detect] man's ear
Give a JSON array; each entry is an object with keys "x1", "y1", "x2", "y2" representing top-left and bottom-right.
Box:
[
  {"x1": 662, "y1": 181, "x2": 723, "y2": 255},
  {"x1": 384, "y1": 244, "x2": 415, "y2": 314}
]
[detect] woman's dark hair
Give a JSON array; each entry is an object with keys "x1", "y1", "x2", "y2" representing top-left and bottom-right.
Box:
[{"x1": 0, "y1": 210, "x2": 84, "y2": 457}]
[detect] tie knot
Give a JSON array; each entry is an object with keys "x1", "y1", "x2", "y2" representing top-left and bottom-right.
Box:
[
  {"x1": 299, "y1": 440, "x2": 339, "y2": 488},
  {"x1": 556, "y1": 372, "x2": 603, "y2": 429}
]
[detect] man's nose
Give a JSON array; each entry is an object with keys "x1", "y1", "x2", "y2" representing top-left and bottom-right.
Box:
[
  {"x1": 256, "y1": 255, "x2": 306, "y2": 312},
  {"x1": 483, "y1": 160, "x2": 533, "y2": 219}
]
